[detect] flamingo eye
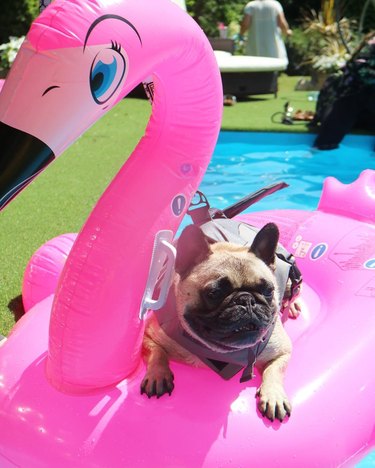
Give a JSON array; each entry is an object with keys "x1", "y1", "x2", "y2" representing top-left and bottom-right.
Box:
[{"x1": 90, "y1": 42, "x2": 126, "y2": 104}]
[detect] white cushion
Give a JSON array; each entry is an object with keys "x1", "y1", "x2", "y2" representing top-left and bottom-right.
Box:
[{"x1": 214, "y1": 51, "x2": 288, "y2": 73}]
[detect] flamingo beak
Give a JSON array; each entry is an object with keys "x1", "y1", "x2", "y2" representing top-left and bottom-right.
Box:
[{"x1": 0, "y1": 121, "x2": 55, "y2": 210}]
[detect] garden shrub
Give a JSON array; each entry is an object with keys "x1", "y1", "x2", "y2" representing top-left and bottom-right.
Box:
[
  {"x1": 0, "y1": 36, "x2": 25, "y2": 72},
  {"x1": 0, "y1": 0, "x2": 38, "y2": 44},
  {"x1": 286, "y1": 27, "x2": 314, "y2": 75}
]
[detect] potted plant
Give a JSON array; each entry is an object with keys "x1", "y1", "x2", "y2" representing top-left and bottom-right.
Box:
[{"x1": 291, "y1": 0, "x2": 359, "y2": 90}]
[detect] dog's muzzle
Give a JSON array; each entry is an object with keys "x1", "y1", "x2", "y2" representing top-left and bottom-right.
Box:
[
  {"x1": 217, "y1": 291, "x2": 273, "y2": 329},
  {"x1": 186, "y1": 291, "x2": 275, "y2": 342}
]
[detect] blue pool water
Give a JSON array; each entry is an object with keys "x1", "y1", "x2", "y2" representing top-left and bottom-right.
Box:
[
  {"x1": 190, "y1": 131, "x2": 375, "y2": 467},
  {"x1": 198, "y1": 131, "x2": 374, "y2": 215}
]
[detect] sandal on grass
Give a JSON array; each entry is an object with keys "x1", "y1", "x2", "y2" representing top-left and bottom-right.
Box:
[
  {"x1": 223, "y1": 94, "x2": 237, "y2": 106},
  {"x1": 293, "y1": 110, "x2": 315, "y2": 121}
]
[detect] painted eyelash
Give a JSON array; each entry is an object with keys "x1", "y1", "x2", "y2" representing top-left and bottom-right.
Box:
[{"x1": 110, "y1": 40, "x2": 122, "y2": 53}]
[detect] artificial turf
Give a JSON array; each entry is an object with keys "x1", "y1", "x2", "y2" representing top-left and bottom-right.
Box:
[
  {"x1": 221, "y1": 74, "x2": 317, "y2": 131},
  {"x1": 0, "y1": 74, "x2": 317, "y2": 335}
]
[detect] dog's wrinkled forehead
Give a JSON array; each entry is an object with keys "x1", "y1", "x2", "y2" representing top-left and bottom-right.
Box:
[{"x1": 185, "y1": 242, "x2": 275, "y2": 289}]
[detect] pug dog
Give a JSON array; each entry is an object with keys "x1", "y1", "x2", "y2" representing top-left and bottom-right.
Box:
[{"x1": 141, "y1": 222, "x2": 296, "y2": 422}]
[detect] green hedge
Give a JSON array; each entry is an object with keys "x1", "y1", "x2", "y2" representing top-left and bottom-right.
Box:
[
  {"x1": 286, "y1": 28, "x2": 313, "y2": 76},
  {"x1": 0, "y1": 0, "x2": 39, "y2": 44}
]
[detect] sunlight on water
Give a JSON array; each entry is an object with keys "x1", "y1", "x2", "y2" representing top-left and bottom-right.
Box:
[{"x1": 200, "y1": 131, "x2": 374, "y2": 214}]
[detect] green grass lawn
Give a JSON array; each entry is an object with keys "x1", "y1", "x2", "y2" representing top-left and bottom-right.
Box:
[
  {"x1": 221, "y1": 74, "x2": 316, "y2": 131},
  {"x1": 0, "y1": 74, "x2": 318, "y2": 335}
]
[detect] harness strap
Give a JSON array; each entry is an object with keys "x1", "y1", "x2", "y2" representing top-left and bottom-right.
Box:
[
  {"x1": 239, "y1": 320, "x2": 276, "y2": 382},
  {"x1": 277, "y1": 251, "x2": 303, "y2": 306},
  {"x1": 187, "y1": 183, "x2": 289, "y2": 223}
]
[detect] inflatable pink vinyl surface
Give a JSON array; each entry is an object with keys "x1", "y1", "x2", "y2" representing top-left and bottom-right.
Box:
[
  {"x1": 0, "y1": 0, "x2": 375, "y2": 466},
  {"x1": 0, "y1": 0, "x2": 222, "y2": 392}
]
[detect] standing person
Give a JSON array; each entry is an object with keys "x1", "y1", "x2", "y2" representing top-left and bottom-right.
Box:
[{"x1": 239, "y1": 0, "x2": 292, "y2": 61}]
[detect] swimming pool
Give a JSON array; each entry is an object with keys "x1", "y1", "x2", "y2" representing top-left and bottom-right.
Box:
[
  {"x1": 192, "y1": 131, "x2": 375, "y2": 467},
  {"x1": 199, "y1": 131, "x2": 374, "y2": 214}
]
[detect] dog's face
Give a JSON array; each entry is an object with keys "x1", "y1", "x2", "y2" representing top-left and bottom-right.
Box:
[{"x1": 174, "y1": 223, "x2": 280, "y2": 353}]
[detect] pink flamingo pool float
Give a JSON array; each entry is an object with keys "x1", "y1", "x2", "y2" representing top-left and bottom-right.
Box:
[{"x1": 0, "y1": 0, "x2": 374, "y2": 466}]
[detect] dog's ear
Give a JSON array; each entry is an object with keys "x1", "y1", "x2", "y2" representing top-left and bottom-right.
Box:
[
  {"x1": 249, "y1": 223, "x2": 279, "y2": 266},
  {"x1": 175, "y1": 225, "x2": 212, "y2": 278}
]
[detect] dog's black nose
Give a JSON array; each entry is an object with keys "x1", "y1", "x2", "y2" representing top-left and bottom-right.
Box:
[{"x1": 232, "y1": 291, "x2": 256, "y2": 308}]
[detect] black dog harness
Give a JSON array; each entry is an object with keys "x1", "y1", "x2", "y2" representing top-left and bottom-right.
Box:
[
  {"x1": 156, "y1": 185, "x2": 302, "y2": 382},
  {"x1": 157, "y1": 291, "x2": 278, "y2": 382}
]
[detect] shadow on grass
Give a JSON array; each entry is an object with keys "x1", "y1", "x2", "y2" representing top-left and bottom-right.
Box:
[
  {"x1": 236, "y1": 96, "x2": 271, "y2": 103},
  {"x1": 8, "y1": 295, "x2": 25, "y2": 322}
]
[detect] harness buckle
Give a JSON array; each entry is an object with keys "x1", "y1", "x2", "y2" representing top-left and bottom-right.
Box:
[
  {"x1": 139, "y1": 230, "x2": 176, "y2": 319},
  {"x1": 288, "y1": 258, "x2": 303, "y2": 301}
]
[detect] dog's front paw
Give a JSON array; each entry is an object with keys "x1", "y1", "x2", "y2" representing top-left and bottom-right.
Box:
[
  {"x1": 140, "y1": 367, "x2": 175, "y2": 399},
  {"x1": 288, "y1": 299, "x2": 302, "y2": 319},
  {"x1": 256, "y1": 384, "x2": 291, "y2": 422}
]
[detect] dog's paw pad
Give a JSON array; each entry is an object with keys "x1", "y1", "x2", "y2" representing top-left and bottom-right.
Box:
[
  {"x1": 256, "y1": 385, "x2": 291, "y2": 422},
  {"x1": 140, "y1": 369, "x2": 175, "y2": 398}
]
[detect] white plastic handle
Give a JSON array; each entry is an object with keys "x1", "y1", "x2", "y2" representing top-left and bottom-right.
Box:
[{"x1": 139, "y1": 230, "x2": 176, "y2": 319}]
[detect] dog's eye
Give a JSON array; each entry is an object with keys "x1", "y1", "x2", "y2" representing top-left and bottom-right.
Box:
[
  {"x1": 206, "y1": 288, "x2": 222, "y2": 301},
  {"x1": 261, "y1": 284, "x2": 274, "y2": 300},
  {"x1": 203, "y1": 287, "x2": 226, "y2": 307},
  {"x1": 202, "y1": 278, "x2": 232, "y2": 308}
]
